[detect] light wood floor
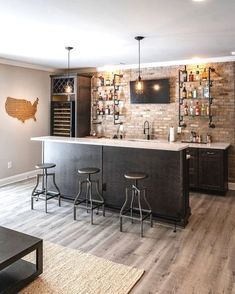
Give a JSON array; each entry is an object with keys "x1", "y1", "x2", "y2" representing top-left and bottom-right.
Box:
[{"x1": 0, "y1": 179, "x2": 235, "y2": 294}]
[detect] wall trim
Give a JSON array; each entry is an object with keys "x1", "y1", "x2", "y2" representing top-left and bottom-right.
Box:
[
  {"x1": 96, "y1": 56, "x2": 235, "y2": 73},
  {"x1": 229, "y1": 182, "x2": 235, "y2": 191},
  {"x1": 0, "y1": 170, "x2": 37, "y2": 187},
  {"x1": 0, "y1": 57, "x2": 55, "y2": 72}
]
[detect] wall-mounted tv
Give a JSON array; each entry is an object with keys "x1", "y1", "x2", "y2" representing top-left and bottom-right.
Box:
[{"x1": 130, "y1": 78, "x2": 170, "y2": 104}]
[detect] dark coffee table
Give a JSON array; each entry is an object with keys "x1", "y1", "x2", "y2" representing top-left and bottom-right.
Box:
[{"x1": 0, "y1": 226, "x2": 43, "y2": 294}]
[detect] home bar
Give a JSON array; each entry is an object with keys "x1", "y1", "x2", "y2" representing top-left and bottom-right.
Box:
[{"x1": 1, "y1": 1, "x2": 235, "y2": 293}]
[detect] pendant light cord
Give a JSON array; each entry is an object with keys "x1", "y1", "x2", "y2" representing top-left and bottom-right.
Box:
[
  {"x1": 138, "y1": 39, "x2": 141, "y2": 79},
  {"x1": 67, "y1": 48, "x2": 70, "y2": 79}
]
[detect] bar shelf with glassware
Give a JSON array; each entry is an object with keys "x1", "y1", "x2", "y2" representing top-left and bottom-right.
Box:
[{"x1": 178, "y1": 65, "x2": 216, "y2": 128}]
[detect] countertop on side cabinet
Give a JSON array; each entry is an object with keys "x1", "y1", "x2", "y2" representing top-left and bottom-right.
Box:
[{"x1": 188, "y1": 142, "x2": 230, "y2": 150}]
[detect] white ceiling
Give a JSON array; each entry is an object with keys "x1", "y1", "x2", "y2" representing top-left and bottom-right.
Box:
[{"x1": 0, "y1": 0, "x2": 235, "y2": 69}]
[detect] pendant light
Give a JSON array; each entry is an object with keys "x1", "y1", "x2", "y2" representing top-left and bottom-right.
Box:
[
  {"x1": 64, "y1": 46, "x2": 73, "y2": 94},
  {"x1": 135, "y1": 36, "x2": 144, "y2": 95}
]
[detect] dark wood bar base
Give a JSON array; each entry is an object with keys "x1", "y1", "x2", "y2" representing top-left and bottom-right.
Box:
[{"x1": 44, "y1": 142, "x2": 190, "y2": 227}]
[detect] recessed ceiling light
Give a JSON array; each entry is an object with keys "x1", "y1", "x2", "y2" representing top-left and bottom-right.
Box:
[
  {"x1": 192, "y1": 0, "x2": 205, "y2": 2},
  {"x1": 231, "y1": 52, "x2": 235, "y2": 56}
]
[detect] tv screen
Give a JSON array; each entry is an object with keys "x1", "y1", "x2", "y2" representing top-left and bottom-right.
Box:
[{"x1": 130, "y1": 78, "x2": 170, "y2": 104}]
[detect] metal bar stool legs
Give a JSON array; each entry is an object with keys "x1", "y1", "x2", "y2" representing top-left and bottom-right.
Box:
[
  {"x1": 120, "y1": 172, "x2": 153, "y2": 237},
  {"x1": 31, "y1": 163, "x2": 61, "y2": 213},
  {"x1": 74, "y1": 168, "x2": 105, "y2": 224}
]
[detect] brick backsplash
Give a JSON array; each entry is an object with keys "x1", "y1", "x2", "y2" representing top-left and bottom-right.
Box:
[{"x1": 91, "y1": 62, "x2": 235, "y2": 182}]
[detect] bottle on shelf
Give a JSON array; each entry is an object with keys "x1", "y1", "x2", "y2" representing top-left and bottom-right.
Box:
[
  {"x1": 202, "y1": 68, "x2": 208, "y2": 81},
  {"x1": 182, "y1": 85, "x2": 187, "y2": 99},
  {"x1": 109, "y1": 90, "x2": 113, "y2": 101},
  {"x1": 201, "y1": 103, "x2": 206, "y2": 116},
  {"x1": 189, "y1": 71, "x2": 194, "y2": 82},
  {"x1": 206, "y1": 104, "x2": 210, "y2": 116},
  {"x1": 203, "y1": 84, "x2": 210, "y2": 98},
  {"x1": 188, "y1": 85, "x2": 193, "y2": 99},
  {"x1": 195, "y1": 65, "x2": 200, "y2": 81},
  {"x1": 193, "y1": 86, "x2": 197, "y2": 99},
  {"x1": 198, "y1": 82, "x2": 203, "y2": 98},
  {"x1": 189, "y1": 101, "x2": 194, "y2": 116},
  {"x1": 184, "y1": 102, "x2": 189, "y2": 116},
  {"x1": 195, "y1": 101, "x2": 200, "y2": 116},
  {"x1": 105, "y1": 105, "x2": 110, "y2": 115},
  {"x1": 99, "y1": 76, "x2": 104, "y2": 86},
  {"x1": 182, "y1": 66, "x2": 188, "y2": 82}
]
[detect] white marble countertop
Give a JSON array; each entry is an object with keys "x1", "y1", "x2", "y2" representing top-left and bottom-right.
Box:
[
  {"x1": 31, "y1": 136, "x2": 189, "y2": 151},
  {"x1": 188, "y1": 142, "x2": 230, "y2": 150},
  {"x1": 31, "y1": 136, "x2": 230, "y2": 151}
]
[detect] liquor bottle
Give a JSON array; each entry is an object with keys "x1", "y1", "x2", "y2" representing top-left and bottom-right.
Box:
[
  {"x1": 201, "y1": 103, "x2": 206, "y2": 116},
  {"x1": 182, "y1": 85, "x2": 187, "y2": 99},
  {"x1": 109, "y1": 90, "x2": 113, "y2": 101},
  {"x1": 193, "y1": 86, "x2": 197, "y2": 99},
  {"x1": 198, "y1": 82, "x2": 203, "y2": 98},
  {"x1": 189, "y1": 101, "x2": 194, "y2": 116},
  {"x1": 105, "y1": 105, "x2": 110, "y2": 115},
  {"x1": 98, "y1": 92, "x2": 103, "y2": 101},
  {"x1": 189, "y1": 71, "x2": 194, "y2": 82},
  {"x1": 195, "y1": 65, "x2": 200, "y2": 81},
  {"x1": 203, "y1": 84, "x2": 209, "y2": 98},
  {"x1": 206, "y1": 104, "x2": 210, "y2": 116},
  {"x1": 182, "y1": 66, "x2": 188, "y2": 82},
  {"x1": 202, "y1": 68, "x2": 208, "y2": 80},
  {"x1": 184, "y1": 102, "x2": 189, "y2": 116},
  {"x1": 188, "y1": 85, "x2": 193, "y2": 99},
  {"x1": 96, "y1": 107, "x2": 100, "y2": 116},
  {"x1": 99, "y1": 76, "x2": 104, "y2": 86},
  {"x1": 195, "y1": 101, "x2": 200, "y2": 116},
  {"x1": 104, "y1": 90, "x2": 108, "y2": 101}
]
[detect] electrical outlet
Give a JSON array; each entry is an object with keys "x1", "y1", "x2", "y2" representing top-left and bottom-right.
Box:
[{"x1": 8, "y1": 161, "x2": 12, "y2": 169}]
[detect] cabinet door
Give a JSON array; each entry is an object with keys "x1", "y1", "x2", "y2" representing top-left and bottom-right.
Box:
[
  {"x1": 198, "y1": 149, "x2": 223, "y2": 191},
  {"x1": 187, "y1": 148, "x2": 199, "y2": 188}
]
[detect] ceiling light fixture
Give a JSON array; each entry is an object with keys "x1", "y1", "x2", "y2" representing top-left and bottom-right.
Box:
[
  {"x1": 192, "y1": 0, "x2": 205, "y2": 2},
  {"x1": 231, "y1": 52, "x2": 235, "y2": 56},
  {"x1": 64, "y1": 46, "x2": 73, "y2": 94},
  {"x1": 135, "y1": 36, "x2": 144, "y2": 95}
]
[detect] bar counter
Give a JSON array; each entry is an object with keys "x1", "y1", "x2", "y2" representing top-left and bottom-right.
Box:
[{"x1": 31, "y1": 136, "x2": 191, "y2": 227}]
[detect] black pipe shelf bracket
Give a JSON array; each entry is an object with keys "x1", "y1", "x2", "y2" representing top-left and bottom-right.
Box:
[
  {"x1": 113, "y1": 73, "x2": 124, "y2": 125},
  {"x1": 178, "y1": 65, "x2": 216, "y2": 129}
]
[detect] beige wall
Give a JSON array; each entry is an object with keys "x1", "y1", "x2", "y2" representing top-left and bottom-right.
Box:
[{"x1": 0, "y1": 63, "x2": 51, "y2": 179}]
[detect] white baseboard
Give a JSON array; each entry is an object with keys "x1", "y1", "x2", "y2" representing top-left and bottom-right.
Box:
[
  {"x1": 229, "y1": 182, "x2": 235, "y2": 191},
  {"x1": 0, "y1": 170, "x2": 37, "y2": 187}
]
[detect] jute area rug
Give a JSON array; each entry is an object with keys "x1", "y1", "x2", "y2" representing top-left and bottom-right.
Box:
[{"x1": 20, "y1": 241, "x2": 144, "y2": 294}]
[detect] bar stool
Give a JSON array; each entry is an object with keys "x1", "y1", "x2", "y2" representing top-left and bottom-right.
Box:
[
  {"x1": 31, "y1": 163, "x2": 61, "y2": 213},
  {"x1": 120, "y1": 172, "x2": 153, "y2": 237},
  {"x1": 74, "y1": 167, "x2": 105, "y2": 224}
]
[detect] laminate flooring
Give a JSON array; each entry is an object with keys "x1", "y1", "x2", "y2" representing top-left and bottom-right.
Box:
[{"x1": 0, "y1": 179, "x2": 235, "y2": 294}]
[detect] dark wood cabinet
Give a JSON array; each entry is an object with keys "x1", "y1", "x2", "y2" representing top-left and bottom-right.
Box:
[
  {"x1": 187, "y1": 148, "x2": 199, "y2": 188},
  {"x1": 187, "y1": 147, "x2": 228, "y2": 194}
]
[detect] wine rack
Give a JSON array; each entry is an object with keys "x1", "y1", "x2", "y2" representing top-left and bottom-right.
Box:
[
  {"x1": 50, "y1": 74, "x2": 91, "y2": 138},
  {"x1": 51, "y1": 101, "x2": 75, "y2": 137}
]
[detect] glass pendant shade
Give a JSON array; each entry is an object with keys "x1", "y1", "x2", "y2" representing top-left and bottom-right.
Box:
[
  {"x1": 135, "y1": 36, "x2": 144, "y2": 95},
  {"x1": 135, "y1": 76, "x2": 144, "y2": 95},
  {"x1": 64, "y1": 46, "x2": 73, "y2": 94},
  {"x1": 64, "y1": 82, "x2": 72, "y2": 94}
]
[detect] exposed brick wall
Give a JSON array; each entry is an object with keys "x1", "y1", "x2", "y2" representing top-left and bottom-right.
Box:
[{"x1": 91, "y1": 62, "x2": 235, "y2": 182}]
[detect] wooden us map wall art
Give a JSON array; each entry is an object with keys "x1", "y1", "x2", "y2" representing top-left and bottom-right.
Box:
[{"x1": 5, "y1": 97, "x2": 39, "y2": 123}]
